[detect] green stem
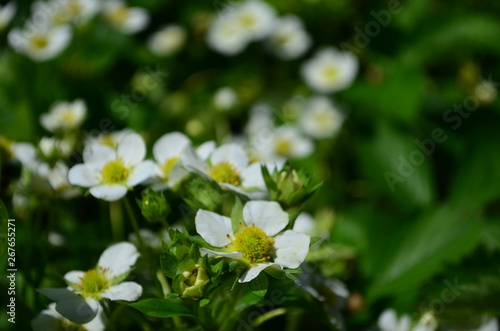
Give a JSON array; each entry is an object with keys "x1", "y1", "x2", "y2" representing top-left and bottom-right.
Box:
[
  {"x1": 122, "y1": 197, "x2": 144, "y2": 250},
  {"x1": 109, "y1": 201, "x2": 124, "y2": 241},
  {"x1": 156, "y1": 269, "x2": 183, "y2": 327}
]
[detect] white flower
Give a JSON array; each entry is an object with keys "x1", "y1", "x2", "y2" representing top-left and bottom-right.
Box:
[
  {"x1": 68, "y1": 132, "x2": 155, "y2": 201},
  {"x1": 148, "y1": 24, "x2": 186, "y2": 56},
  {"x1": 39, "y1": 242, "x2": 142, "y2": 324},
  {"x1": 255, "y1": 125, "x2": 314, "y2": 160},
  {"x1": 0, "y1": 2, "x2": 16, "y2": 31},
  {"x1": 378, "y1": 309, "x2": 412, "y2": 331},
  {"x1": 30, "y1": 0, "x2": 100, "y2": 26},
  {"x1": 195, "y1": 200, "x2": 310, "y2": 283},
  {"x1": 150, "y1": 132, "x2": 193, "y2": 191},
  {"x1": 207, "y1": 0, "x2": 276, "y2": 55},
  {"x1": 232, "y1": 0, "x2": 276, "y2": 40},
  {"x1": 207, "y1": 13, "x2": 249, "y2": 56},
  {"x1": 38, "y1": 136, "x2": 72, "y2": 159},
  {"x1": 214, "y1": 87, "x2": 238, "y2": 111},
  {"x1": 8, "y1": 24, "x2": 72, "y2": 61},
  {"x1": 301, "y1": 47, "x2": 358, "y2": 94},
  {"x1": 32, "y1": 302, "x2": 106, "y2": 331},
  {"x1": 43, "y1": 161, "x2": 81, "y2": 199},
  {"x1": 293, "y1": 212, "x2": 315, "y2": 236},
  {"x1": 103, "y1": 0, "x2": 149, "y2": 34},
  {"x1": 267, "y1": 15, "x2": 311, "y2": 60},
  {"x1": 186, "y1": 142, "x2": 266, "y2": 195},
  {"x1": 300, "y1": 96, "x2": 345, "y2": 139},
  {"x1": 41, "y1": 99, "x2": 87, "y2": 132}
]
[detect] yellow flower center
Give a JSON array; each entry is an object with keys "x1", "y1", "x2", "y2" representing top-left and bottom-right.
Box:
[
  {"x1": 274, "y1": 138, "x2": 292, "y2": 156},
  {"x1": 322, "y1": 65, "x2": 339, "y2": 81},
  {"x1": 233, "y1": 226, "x2": 274, "y2": 262},
  {"x1": 76, "y1": 268, "x2": 112, "y2": 299},
  {"x1": 107, "y1": 6, "x2": 129, "y2": 27},
  {"x1": 240, "y1": 13, "x2": 256, "y2": 28},
  {"x1": 209, "y1": 162, "x2": 241, "y2": 186},
  {"x1": 67, "y1": 1, "x2": 83, "y2": 15},
  {"x1": 101, "y1": 159, "x2": 130, "y2": 184},
  {"x1": 58, "y1": 110, "x2": 76, "y2": 125},
  {"x1": 31, "y1": 35, "x2": 48, "y2": 50},
  {"x1": 100, "y1": 134, "x2": 116, "y2": 147},
  {"x1": 160, "y1": 157, "x2": 179, "y2": 180}
]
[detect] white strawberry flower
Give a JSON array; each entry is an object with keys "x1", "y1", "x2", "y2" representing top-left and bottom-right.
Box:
[
  {"x1": 149, "y1": 132, "x2": 193, "y2": 191},
  {"x1": 253, "y1": 125, "x2": 314, "y2": 160},
  {"x1": 299, "y1": 96, "x2": 345, "y2": 139},
  {"x1": 38, "y1": 242, "x2": 142, "y2": 324},
  {"x1": 31, "y1": 302, "x2": 106, "y2": 331},
  {"x1": 195, "y1": 200, "x2": 310, "y2": 283},
  {"x1": 186, "y1": 142, "x2": 268, "y2": 196},
  {"x1": 148, "y1": 24, "x2": 186, "y2": 57},
  {"x1": 68, "y1": 132, "x2": 155, "y2": 201},
  {"x1": 267, "y1": 15, "x2": 311, "y2": 60},
  {"x1": 207, "y1": 0, "x2": 276, "y2": 56},
  {"x1": 41, "y1": 99, "x2": 87, "y2": 133},
  {"x1": 103, "y1": 0, "x2": 149, "y2": 34},
  {"x1": 301, "y1": 47, "x2": 358, "y2": 94},
  {"x1": 8, "y1": 25, "x2": 72, "y2": 62}
]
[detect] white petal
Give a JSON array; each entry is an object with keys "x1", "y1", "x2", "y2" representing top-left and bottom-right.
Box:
[
  {"x1": 37, "y1": 288, "x2": 99, "y2": 324},
  {"x1": 273, "y1": 230, "x2": 310, "y2": 269},
  {"x1": 83, "y1": 144, "x2": 115, "y2": 169},
  {"x1": 127, "y1": 160, "x2": 155, "y2": 186},
  {"x1": 64, "y1": 270, "x2": 85, "y2": 285},
  {"x1": 68, "y1": 164, "x2": 100, "y2": 187},
  {"x1": 240, "y1": 163, "x2": 265, "y2": 189},
  {"x1": 180, "y1": 146, "x2": 207, "y2": 173},
  {"x1": 196, "y1": 141, "x2": 216, "y2": 160},
  {"x1": 90, "y1": 184, "x2": 128, "y2": 201},
  {"x1": 378, "y1": 309, "x2": 398, "y2": 330},
  {"x1": 195, "y1": 209, "x2": 233, "y2": 247},
  {"x1": 200, "y1": 247, "x2": 243, "y2": 259},
  {"x1": 98, "y1": 242, "x2": 140, "y2": 279},
  {"x1": 11, "y1": 142, "x2": 37, "y2": 167},
  {"x1": 210, "y1": 144, "x2": 248, "y2": 171},
  {"x1": 153, "y1": 132, "x2": 191, "y2": 164},
  {"x1": 117, "y1": 132, "x2": 146, "y2": 166},
  {"x1": 398, "y1": 315, "x2": 411, "y2": 331},
  {"x1": 293, "y1": 212, "x2": 315, "y2": 235},
  {"x1": 243, "y1": 201, "x2": 288, "y2": 236},
  {"x1": 238, "y1": 263, "x2": 281, "y2": 283},
  {"x1": 218, "y1": 183, "x2": 251, "y2": 198},
  {"x1": 101, "y1": 282, "x2": 142, "y2": 301},
  {"x1": 83, "y1": 304, "x2": 106, "y2": 331}
]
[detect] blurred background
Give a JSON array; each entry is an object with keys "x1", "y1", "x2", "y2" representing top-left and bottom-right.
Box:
[{"x1": 1, "y1": 0, "x2": 500, "y2": 330}]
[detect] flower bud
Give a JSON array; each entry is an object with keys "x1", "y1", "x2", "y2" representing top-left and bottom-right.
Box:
[
  {"x1": 173, "y1": 264, "x2": 209, "y2": 299},
  {"x1": 138, "y1": 190, "x2": 170, "y2": 223}
]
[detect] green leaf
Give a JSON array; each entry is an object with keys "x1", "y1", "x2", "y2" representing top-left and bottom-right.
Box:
[
  {"x1": 199, "y1": 298, "x2": 210, "y2": 307},
  {"x1": 249, "y1": 272, "x2": 268, "y2": 298},
  {"x1": 367, "y1": 205, "x2": 482, "y2": 300},
  {"x1": 129, "y1": 299, "x2": 196, "y2": 318},
  {"x1": 160, "y1": 252, "x2": 180, "y2": 279},
  {"x1": 231, "y1": 197, "x2": 245, "y2": 233},
  {"x1": 357, "y1": 122, "x2": 435, "y2": 208}
]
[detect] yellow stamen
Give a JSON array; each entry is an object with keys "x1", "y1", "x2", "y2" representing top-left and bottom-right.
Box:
[
  {"x1": 233, "y1": 225, "x2": 274, "y2": 262},
  {"x1": 209, "y1": 162, "x2": 241, "y2": 186},
  {"x1": 101, "y1": 159, "x2": 130, "y2": 184}
]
